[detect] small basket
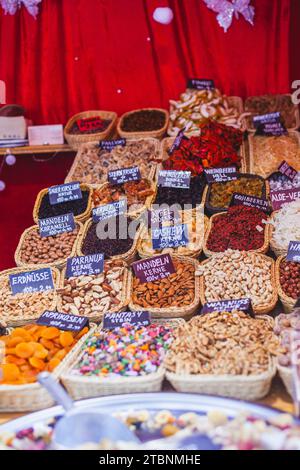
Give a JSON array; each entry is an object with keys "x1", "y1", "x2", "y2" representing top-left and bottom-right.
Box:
[
  {"x1": 64, "y1": 138, "x2": 161, "y2": 185},
  {"x1": 198, "y1": 253, "x2": 278, "y2": 315},
  {"x1": 277, "y1": 363, "x2": 293, "y2": 397},
  {"x1": 128, "y1": 255, "x2": 201, "y2": 319},
  {"x1": 275, "y1": 256, "x2": 297, "y2": 313},
  {"x1": 248, "y1": 130, "x2": 300, "y2": 178},
  {"x1": 117, "y1": 108, "x2": 169, "y2": 140},
  {"x1": 0, "y1": 264, "x2": 60, "y2": 327},
  {"x1": 77, "y1": 217, "x2": 142, "y2": 265},
  {"x1": 15, "y1": 222, "x2": 83, "y2": 270},
  {"x1": 64, "y1": 110, "x2": 118, "y2": 150},
  {"x1": 32, "y1": 183, "x2": 93, "y2": 224},
  {"x1": 204, "y1": 173, "x2": 268, "y2": 216},
  {"x1": 203, "y1": 212, "x2": 270, "y2": 257},
  {"x1": 0, "y1": 325, "x2": 91, "y2": 412},
  {"x1": 56, "y1": 263, "x2": 130, "y2": 323},
  {"x1": 60, "y1": 319, "x2": 182, "y2": 401}
]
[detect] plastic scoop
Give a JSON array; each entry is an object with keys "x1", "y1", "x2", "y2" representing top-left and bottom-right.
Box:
[{"x1": 38, "y1": 372, "x2": 139, "y2": 449}]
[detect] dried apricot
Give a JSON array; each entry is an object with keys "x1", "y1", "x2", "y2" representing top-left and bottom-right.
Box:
[
  {"x1": 29, "y1": 357, "x2": 45, "y2": 370},
  {"x1": 54, "y1": 349, "x2": 67, "y2": 361},
  {"x1": 5, "y1": 355, "x2": 26, "y2": 366},
  {"x1": 0, "y1": 363, "x2": 20, "y2": 382},
  {"x1": 48, "y1": 358, "x2": 60, "y2": 372},
  {"x1": 29, "y1": 342, "x2": 48, "y2": 359},
  {"x1": 15, "y1": 342, "x2": 35, "y2": 359},
  {"x1": 59, "y1": 332, "x2": 74, "y2": 348},
  {"x1": 75, "y1": 327, "x2": 89, "y2": 339},
  {"x1": 7, "y1": 336, "x2": 24, "y2": 348},
  {"x1": 39, "y1": 338, "x2": 54, "y2": 350},
  {"x1": 40, "y1": 327, "x2": 60, "y2": 340},
  {"x1": 11, "y1": 328, "x2": 32, "y2": 342}
]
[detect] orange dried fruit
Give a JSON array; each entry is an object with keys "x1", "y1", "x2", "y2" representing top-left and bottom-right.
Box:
[
  {"x1": 59, "y1": 332, "x2": 74, "y2": 348},
  {"x1": 5, "y1": 348, "x2": 17, "y2": 355},
  {"x1": 40, "y1": 327, "x2": 60, "y2": 340},
  {"x1": 19, "y1": 364, "x2": 31, "y2": 372},
  {"x1": 11, "y1": 328, "x2": 32, "y2": 342},
  {"x1": 75, "y1": 327, "x2": 89, "y2": 339},
  {"x1": 39, "y1": 338, "x2": 54, "y2": 350},
  {"x1": 48, "y1": 358, "x2": 60, "y2": 372},
  {"x1": 15, "y1": 342, "x2": 35, "y2": 359},
  {"x1": 0, "y1": 363, "x2": 20, "y2": 382},
  {"x1": 29, "y1": 342, "x2": 48, "y2": 359},
  {"x1": 29, "y1": 357, "x2": 45, "y2": 370},
  {"x1": 5, "y1": 355, "x2": 26, "y2": 366},
  {"x1": 7, "y1": 336, "x2": 24, "y2": 348},
  {"x1": 54, "y1": 349, "x2": 67, "y2": 361}
]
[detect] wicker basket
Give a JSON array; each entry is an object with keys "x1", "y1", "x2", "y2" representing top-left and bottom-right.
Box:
[
  {"x1": 77, "y1": 217, "x2": 142, "y2": 265},
  {"x1": 0, "y1": 264, "x2": 60, "y2": 327},
  {"x1": 56, "y1": 263, "x2": 130, "y2": 323},
  {"x1": 204, "y1": 173, "x2": 268, "y2": 216},
  {"x1": 32, "y1": 183, "x2": 93, "y2": 224},
  {"x1": 275, "y1": 256, "x2": 297, "y2": 313},
  {"x1": 64, "y1": 110, "x2": 118, "y2": 150},
  {"x1": 128, "y1": 255, "x2": 201, "y2": 319},
  {"x1": 269, "y1": 211, "x2": 291, "y2": 258},
  {"x1": 64, "y1": 138, "x2": 161, "y2": 185},
  {"x1": 248, "y1": 130, "x2": 300, "y2": 178},
  {"x1": 0, "y1": 325, "x2": 91, "y2": 412},
  {"x1": 199, "y1": 253, "x2": 278, "y2": 315},
  {"x1": 203, "y1": 212, "x2": 270, "y2": 257},
  {"x1": 244, "y1": 94, "x2": 300, "y2": 132},
  {"x1": 277, "y1": 363, "x2": 293, "y2": 397},
  {"x1": 60, "y1": 319, "x2": 183, "y2": 401},
  {"x1": 117, "y1": 108, "x2": 169, "y2": 140},
  {"x1": 137, "y1": 211, "x2": 208, "y2": 259},
  {"x1": 15, "y1": 222, "x2": 83, "y2": 270}
]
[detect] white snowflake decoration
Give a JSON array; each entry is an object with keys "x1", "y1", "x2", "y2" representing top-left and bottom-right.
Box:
[{"x1": 0, "y1": 0, "x2": 42, "y2": 18}]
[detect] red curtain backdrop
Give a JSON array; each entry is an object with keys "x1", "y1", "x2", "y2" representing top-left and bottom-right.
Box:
[{"x1": 0, "y1": 0, "x2": 299, "y2": 271}]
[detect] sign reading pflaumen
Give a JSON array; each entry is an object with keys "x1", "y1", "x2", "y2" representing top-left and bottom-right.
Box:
[
  {"x1": 158, "y1": 170, "x2": 191, "y2": 189},
  {"x1": 270, "y1": 188, "x2": 300, "y2": 210},
  {"x1": 187, "y1": 78, "x2": 215, "y2": 90},
  {"x1": 201, "y1": 298, "x2": 254, "y2": 317},
  {"x1": 99, "y1": 139, "x2": 126, "y2": 151},
  {"x1": 103, "y1": 311, "x2": 151, "y2": 329},
  {"x1": 66, "y1": 254, "x2": 104, "y2": 278},
  {"x1": 92, "y1": 199, "x2": 127, "y2": 222},
  {"x1": 132, "y1": 253, "x2": 175, "y2": 283},
  {"x1": 287, "y1": 241, "x2": 300, "y2": 263},
  {"x1": 37, "y1": 311, "x2": 89, "y2": 332},
  {"x1": 9, "y1": 267, "x2": 54, "y2": 295},
  {"x1": 230, "y1": 193, "x2": 271, "y2": 213},
  {"x1": 108, "y1": 166, "x2": 141, "y2": 184},
  {"x1": 39, "y1": 213, "x2": 76, "y2": 237},
  {"x1": 152, "y1": 224, "x2": 189, "y2": 249},
  {"x1": 48, "y1": 182, "x2": 82, "y2": 205}
]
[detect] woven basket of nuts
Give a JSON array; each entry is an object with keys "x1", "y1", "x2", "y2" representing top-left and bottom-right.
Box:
[
  {"x1": 117, "y1": 108, "x2": 169, "y2": 140},
  {"x1": 32, "y1": 184, "x2": 93, "y2": 224},
  {"x1": 165, "y1": 312, "x2": 278, "y2": 400},
  {"x1": 269, "y1": 202, "x2": 300, "y2": 257},
  {"x1": 128, "y1": 255, "x2": 201, "y2": 319},
  {"x1": 14, "y1": 222, "x2": 83, "y2": 269},
  {"x1": 198, "y1": 250, "x2": 278, "y2": 315},
  {"x1": 0, "y1": 265, "x2": 60, "y2": 327},
  {"x1": 57, "y1": 260, "x2": 130, "y2": 323},
  {"x1": 0, "y1": 323, "x2": 92, "y2": 412},
  {"x1": 275, "y1": 256, "x2": 300, "y2": 314},
  {"x1": 60, "y1": 318, "x2": 183, "y2": 400}
]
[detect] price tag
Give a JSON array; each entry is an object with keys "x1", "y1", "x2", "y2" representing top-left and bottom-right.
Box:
[
  {"x1": 132, "y1": 253, "x2": 175, "y2": 284},
  {"x1": 37, "y1": 311, "x2": 89, "y2": 332},
  {"x1": 77, "y1": 117, "x2": 105, "y2": 132},
  {"x1": 9, "y1": 267, "x2": 54, "y2": 296},
  {"x1": 152, "y1": 224, "x2": 189, "y2": 250},
  {"x1": 38, "y1": 213, "x2": 76, "y2": 237},
  {"x1": 230, "y1": 193, "x2": 271, "y2": 213},
  {"x1": 270, "y1": 187, "x2": 300, "y2": 210},
  {"x1": 108, "y1": 166, "x2": 141, "y2": 185},
  {"x1": 168, "y1": 130, "x2": 186, "y2": 155},
  {"x1": 187, "y1": 78, "x2": 215, "y2": 90},
  {"x1": 253, "y1": 112, "x2": 287, "y2": 136},
  {"x1": 99, "y1": 139, "x2": 126, "y2": 151},
  {"x1": 149, "y1": 207, "x2": 181, "y2": 228},
  {"x1": 92, "y1": 199, "x2": 127, "y2": 222},
  {"x1": 158, "y1": 170, "x2": 191, "y2": 189},
  {"x1": 66, "y1": 254, "x2": 104, "y2": 278},
  {"x1": 103, "y1": 311, "x2": 151, "y2": 330},
  {"x1": 278, "y1": 161, "x2": 298, "y2": 182},
  {"x1": 286, "y1": 241, "x2": 300, "y2": 263},
  {"x1": 48, "y1": 182, "x2": 82, "y2": 205},
  {"x1": 204, "y1": 167, "x2": 238, "y2": 183},
  {"x1": 201, "y1": 298, "x2": 254, "y2": 317}
]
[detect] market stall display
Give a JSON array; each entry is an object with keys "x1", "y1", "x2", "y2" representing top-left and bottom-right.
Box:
[
  {"x1": 276, "y1": 256, "x2": 300, "y2": 313},
  {"x1": 270, "y1": 200, "x2": 300, "y2": 256},
  {"x1": 154, "y1": 174, "x2": 206, "y2": 209}
]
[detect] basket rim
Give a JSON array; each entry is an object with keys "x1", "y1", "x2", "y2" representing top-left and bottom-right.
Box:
[
  {"x1": 64, "y1": 110, "x2": 117, "y2": 135},
  {"x1": 117, "y1": 108, "x2": 169, "y2": 139}
]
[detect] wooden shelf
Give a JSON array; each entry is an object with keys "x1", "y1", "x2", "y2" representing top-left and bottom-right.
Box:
[{"x1": 0, "y1": 144, "x2": 74, "y2": 156}]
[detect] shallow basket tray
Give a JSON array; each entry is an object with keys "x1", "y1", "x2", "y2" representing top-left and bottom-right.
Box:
[
  {"x1": 248, "y1": 130, "x2": 300, "y2": 178},
  {"x1": 117, "y1": 108, "x2": 169, "y2": 140},
  {"x1": 64, "y1": 138, "x2": 161, "y2": 185},
  {"x1": 32, "y1": 183, "x2": 93, "y2": 224},
  {"x1": 128, "y1": 255, "x2": 201, "y2": 319},
  {"x1": 203, "y1": 212, "x2": 271, "y2": 257},
  {"x1": 14, "y1": 222, "x2": 83, "y2": 270},
  {"x1": 0, "y1": 264, "x2": 60, "y2": 327},
  {"x1": 64, "y1": 110, "x2": 117, "y2": 150},
  {"x1": 0, "y1": 325, "x2": 92, "y2": 412},
  {"x1": 198, "y1": 252, "x2": 278, "y2": 315},
  {"x1": 60, "y1": 319, "x2": 184, "y2": 401},
  {"x1": 56, "y1": 262, "x2": 131, "y2": 324},
  {"x1": 77, "y1": 217, "x2": 142, "y2": 265},
  {"x1": 275, "y1": 256, "x2": 297, "y2": 314}
]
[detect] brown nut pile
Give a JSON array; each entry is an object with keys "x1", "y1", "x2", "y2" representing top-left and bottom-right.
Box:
[
  {"x1": 18, "y1": 225, "x2": 80, "y2": 265},
  {"x1": 279, "y1": 259, "x2": 300, "y2": 300},
  {"x1": 58, "y1": 260, "x2": 126, "y2": 318},
  {"x1": 131, "y1": 259, "x2": 195, "y2": 309},
  {"x1": 0, "y1": 272, "x2": 57, "y2": 324},
  {"x1": 199, "y1": 250, "x2": 275, "y2": 308},
  {"x1": 69, "y1": 139, "x2": 159, "y2": 184},
  {"x1": 165, "y1": 311, "x2": 279, "y2": 375},
  {"x1": 274, "y1": 310, "x2": 300, "y2": 367}
]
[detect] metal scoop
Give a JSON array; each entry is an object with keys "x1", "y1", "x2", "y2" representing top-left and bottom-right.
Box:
[{"x1": 38, "y1": 372, "x2": 139, "y2": 449}]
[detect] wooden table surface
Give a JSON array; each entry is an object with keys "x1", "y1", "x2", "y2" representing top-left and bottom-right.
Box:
[{"x1": 0, "y1": 144, "x2": 73, "y2": 156}]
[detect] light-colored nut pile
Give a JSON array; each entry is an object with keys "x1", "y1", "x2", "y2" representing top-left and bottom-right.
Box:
[
  {"x1": 68, "y1": 139, "x2": 159, "y2": 184},
  {"x1": 270, "y1": 200, "x2": 300, "y2": 252},
  {"x1": 274, "y1": 310, "x2": 300, "y2": 367},
  {"x1": 0, "y1": 272, "x2": 57, "y2": 324},
  {"x1": 58, "y1": 260, "x2": 126, "y2": 318},
  {"x1": 165, "y1": 311, "x2": 279, "y2": 375},
  {"x1": 199, "y1": 250, "x2": 275, "y2": 308},
  {"x1": 18, "y1": 225, "x2": 80, "y2": 265}
]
